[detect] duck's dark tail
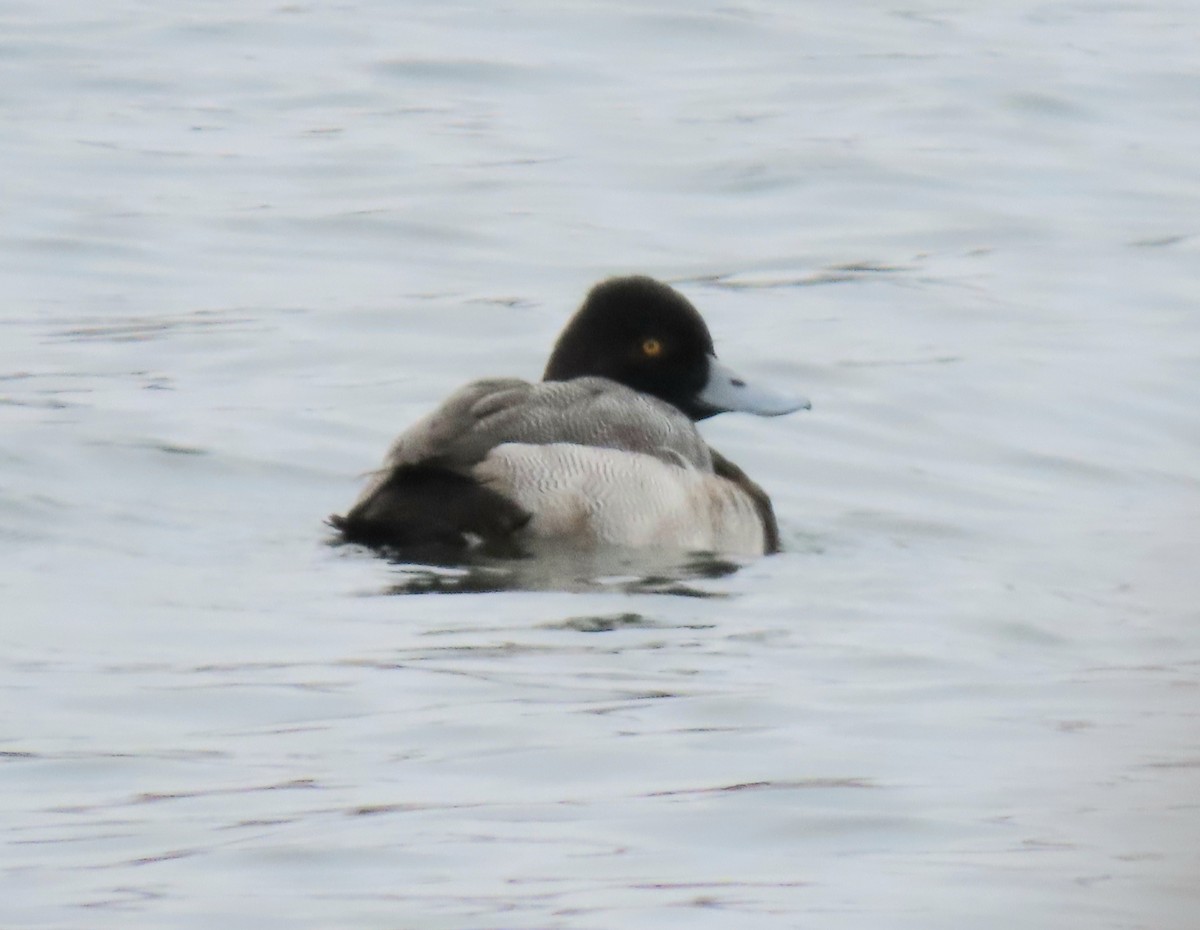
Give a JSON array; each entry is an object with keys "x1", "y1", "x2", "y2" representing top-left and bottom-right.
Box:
[{"x1": 329, "y1": 465, "x2": 530, "y2": 557}]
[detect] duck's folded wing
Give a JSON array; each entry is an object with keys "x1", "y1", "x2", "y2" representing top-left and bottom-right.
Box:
[
  {"x1": 382, "y1": 376, "x2": 713, "y2": 473},
  {"x1": 381, "y1": 378, "x2": 533, "y2": 470}
]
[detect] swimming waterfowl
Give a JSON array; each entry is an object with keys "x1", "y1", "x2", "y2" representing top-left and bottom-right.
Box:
[{"x1": 331, "y1": 276, "x2": 808, "y2": 557}]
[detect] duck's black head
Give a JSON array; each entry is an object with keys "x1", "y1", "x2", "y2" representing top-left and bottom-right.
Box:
[{"x1": 542, "y1": 275, "x2": 807, "y2": 421}]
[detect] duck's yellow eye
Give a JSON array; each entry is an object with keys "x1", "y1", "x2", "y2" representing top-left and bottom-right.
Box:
[{"x1": 642, "y1": 338, "x2": 663, "y2": 358}]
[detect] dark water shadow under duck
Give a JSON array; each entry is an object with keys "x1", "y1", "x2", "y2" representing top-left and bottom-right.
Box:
[
  {"x1": 330, "y1": 276, "x2": 809, "y2": 586},
  {"x1": 375, "y1": 545, "x2": 747, "y2": 598}
]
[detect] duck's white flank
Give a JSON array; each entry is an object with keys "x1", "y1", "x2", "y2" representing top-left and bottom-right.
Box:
[{"x1": 474, "y1": 442, "x2": 766, "y2": 555}]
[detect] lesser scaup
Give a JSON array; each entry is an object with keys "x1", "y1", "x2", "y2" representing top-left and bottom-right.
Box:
[{"x1": 331, "y1": 276, "x2": 808, "y2": 557}]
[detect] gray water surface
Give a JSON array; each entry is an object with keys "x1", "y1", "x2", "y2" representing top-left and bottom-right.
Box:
[{"x1": 3, "y1": 2, "x2": 1199, "y2": 928}]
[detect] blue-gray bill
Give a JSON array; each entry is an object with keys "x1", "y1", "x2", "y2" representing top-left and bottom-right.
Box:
[{"x1": 696, "y1": 356, "x2": 810, "y2": 417}]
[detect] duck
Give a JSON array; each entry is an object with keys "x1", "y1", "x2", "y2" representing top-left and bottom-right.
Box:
[{"x1": 330, "y1": 275, "x2": 808, "y2": 558}]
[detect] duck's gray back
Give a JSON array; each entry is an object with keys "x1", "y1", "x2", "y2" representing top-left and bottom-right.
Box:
[{"x1": 383, "y1": 376, "x2": 713, "y2": 473}]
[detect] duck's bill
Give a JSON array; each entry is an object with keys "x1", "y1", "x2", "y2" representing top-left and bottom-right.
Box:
[{"x1": 696, "y1": 356, "x2": 810, "y2": 417}]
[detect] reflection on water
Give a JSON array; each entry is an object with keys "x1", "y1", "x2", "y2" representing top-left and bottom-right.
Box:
[{"x1": 354, "y1": 541, "x2": 743, "y2": 597}]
